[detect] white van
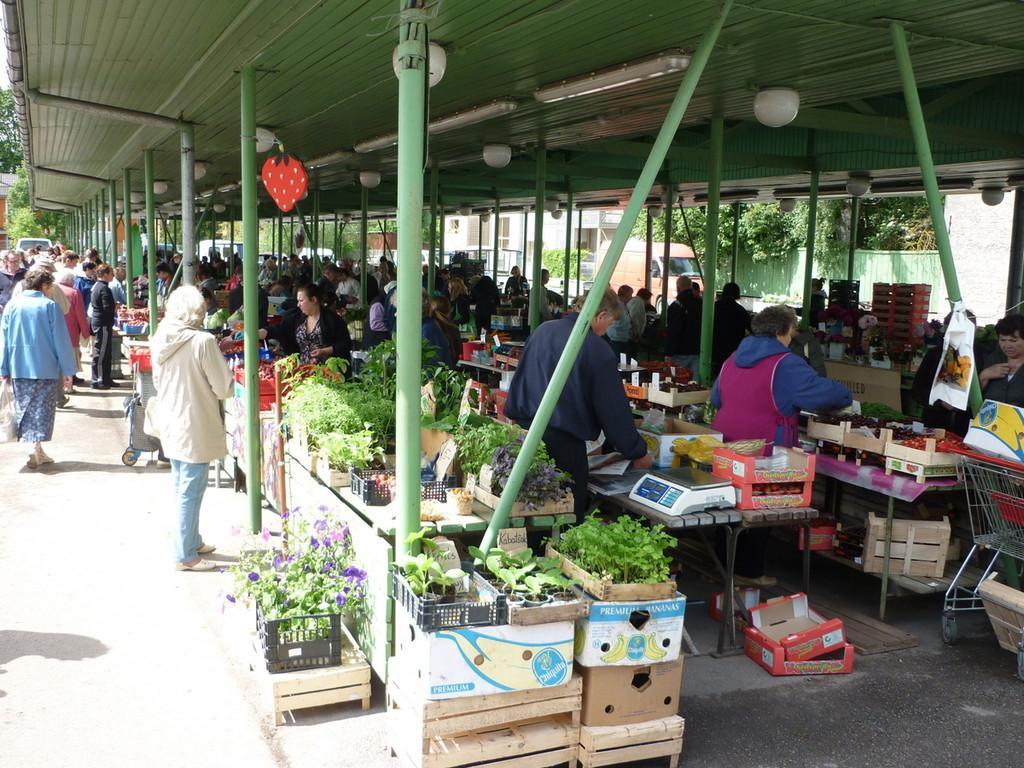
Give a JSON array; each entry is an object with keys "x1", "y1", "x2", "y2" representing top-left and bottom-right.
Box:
[{"x1": 15, "y1": 237, "x2": 53, "y2": 252}]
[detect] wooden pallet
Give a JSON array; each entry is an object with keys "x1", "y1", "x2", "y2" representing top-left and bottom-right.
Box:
[
  {"x1": 257, "y1": 625, "x2": 372, "y2": 726},
  {"x1": 387, "y1": 666, "x2": 582, "y2": 768},
  {"x1": 578, "y1": 716, "x2": 685, "y2": 768}
]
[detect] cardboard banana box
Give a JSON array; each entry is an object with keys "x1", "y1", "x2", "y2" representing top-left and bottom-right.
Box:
[{"x1": 574, "y1": 593, "x2": 686, "y2": 667}]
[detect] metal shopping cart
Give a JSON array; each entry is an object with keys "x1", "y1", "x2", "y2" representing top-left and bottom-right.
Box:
[
  {"x1": 120, "y1": 347, "x2": 161, "y2": 465},
  {"x1": 943, "y1": 447, "x2": 1024, "y2": 676}
]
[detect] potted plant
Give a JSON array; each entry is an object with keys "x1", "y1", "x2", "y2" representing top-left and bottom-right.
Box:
[
  {"x1": 226, "y1": 509, "x2": 367, "y2": 672},
  {"x1": 399, "y1": 529, "x2": 468, "y2": 603}
]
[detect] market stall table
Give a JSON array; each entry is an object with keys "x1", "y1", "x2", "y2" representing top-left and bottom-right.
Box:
[
  {"x1": 588, "y1": 470, "x2": 817, "y2": 656},
  {"x1": 815, "y1": 454, "x2": 963, "y2": 619}
]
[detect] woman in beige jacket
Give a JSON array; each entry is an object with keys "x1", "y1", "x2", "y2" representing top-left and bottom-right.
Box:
[{"x1": 150, "y1": 286, "x2": 234, "y2": 571}]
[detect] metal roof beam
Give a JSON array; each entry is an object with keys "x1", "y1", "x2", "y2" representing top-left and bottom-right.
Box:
[
  {"x1": 570, "y1": 140, "x2": 815, "y2": 172},
  {"x1": 32, "y1": 165, "x2": 108, "y2": 183},
  {"x1": 27, "y1": 89, "x2": 186, "y2": 129},
  {"x1": 783, "y1": 107, "x2": 1024, "y2": 154},
  {"x1": 922, "y1": 75, "x2": 999, "y2": 118}
]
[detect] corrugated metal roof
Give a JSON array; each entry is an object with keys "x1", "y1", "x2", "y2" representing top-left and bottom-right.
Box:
[{"x1": 11, "y1": 0, "x2": 1024, "y2": 212}]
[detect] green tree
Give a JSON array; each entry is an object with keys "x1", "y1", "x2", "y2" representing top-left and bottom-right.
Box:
[
  {"x1": 540, "y1": 248, "x2": 585, "y2": 280},
  {"x1": 6, "y1": 167, "x2": 68, "y2": 244},
  {"x1": 0, "y1": 89, "x2": 22, "y2": 173}
]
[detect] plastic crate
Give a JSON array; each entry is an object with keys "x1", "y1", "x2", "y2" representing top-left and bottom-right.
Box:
[
  {"x1": 392, "y1": 572, "x2": 507, "y2": 631},
  {"x1": 129, "y1": 346, "x2": 152, "y2": 373},
  {"x1": 120, "y1": 323, "x2": 148, "y2": 335},
  {"x1": 256, "y1": 604, "x2": 343, "y2": 673},
  {"x1": 350, "y1": 468, "x2": 449, "y2": 506}
]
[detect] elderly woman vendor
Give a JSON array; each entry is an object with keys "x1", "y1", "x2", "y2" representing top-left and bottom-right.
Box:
[{"x1": 711, "y1": 304, "x2": 852, "y2": 586}]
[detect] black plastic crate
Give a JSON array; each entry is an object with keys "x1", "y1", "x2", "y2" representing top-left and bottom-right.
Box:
[
  {"x1": 393, "y1": 571, "x2": 508, "y2": 631},
  {"x1": 256, "y1": 604, "x2": 343, "y2": 673},
  {"x1": 350, "y1": 468, "x2": 451, "y2": 506}
]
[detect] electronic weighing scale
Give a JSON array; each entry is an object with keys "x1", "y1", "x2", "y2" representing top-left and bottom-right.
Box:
[{"x1": 628, "y1": 466, "x2": 736, "y2": 516}]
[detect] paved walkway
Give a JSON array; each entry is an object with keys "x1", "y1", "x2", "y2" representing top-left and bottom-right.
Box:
[
  {"x1": 2, "y1": 368, "x2": 1023, "y2": 768},
  {"x1": 0, "y1": 375, "x2": 389, "y2": 768}
]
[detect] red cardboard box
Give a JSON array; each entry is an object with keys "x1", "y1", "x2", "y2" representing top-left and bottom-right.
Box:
[
  {"x1": 708, "y1": 588, "x2": 760, "y2": 623},
  {"x1": 744, "y1": 633, "x2": 855, "y2": 677},
  {"x1": 712, "y1": 446, "x2": 816, "y2": 485},
  {"x1": 747, "y1": 593, "x2": 846, "y2": 662},
  {"x1": 799, "y1": 524, "x2": 837, "y2": 552}
]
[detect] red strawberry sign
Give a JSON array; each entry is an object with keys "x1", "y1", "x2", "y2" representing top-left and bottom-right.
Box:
[{"x1": 261, "y1": 153, "x2": 308, "y2": 212}]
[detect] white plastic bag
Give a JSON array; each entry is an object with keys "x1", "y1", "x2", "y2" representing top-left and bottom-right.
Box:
[
  {"x1": 0, "y1": 379, "x2": 18, "y2": 442},
  {"x1": 929, "y1": 303, "x2": 975, "y2": 412}
]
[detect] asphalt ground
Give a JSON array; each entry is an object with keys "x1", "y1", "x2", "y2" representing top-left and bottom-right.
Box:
[{"x1": 1, "y1": 370, "x2": 1021, "y2": 768}]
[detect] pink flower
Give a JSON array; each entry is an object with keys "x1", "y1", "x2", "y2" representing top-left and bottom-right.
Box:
[{"x1": 261, "y1": 526, "x2": 271, "y2": 542}]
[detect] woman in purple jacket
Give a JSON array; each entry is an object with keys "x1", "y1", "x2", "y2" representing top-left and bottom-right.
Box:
[{"x1": 711, "y1": 304, "x2": 851, "y2": 585}]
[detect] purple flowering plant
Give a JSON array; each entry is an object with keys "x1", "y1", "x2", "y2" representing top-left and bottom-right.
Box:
[
  {"x1": 226, "y1": 507, "x2": 366, "y2": 620},
  {"x1": 489, "y1": 438, "x2": 570, "y2": 509}
]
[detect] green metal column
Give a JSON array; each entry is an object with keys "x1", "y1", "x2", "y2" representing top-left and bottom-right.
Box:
[
  {"x1": 438, "y1": 197, "x2": 445, "y2": 273},
  {"x1": 522, "y1": 207, "x2": 528, "y2": 272},
  {"x1": 575, "y1": 207, "x2": 583, "y2": 298},
  {"x1": 123, "y1": 168, "x2": 133, "y2": 305},
  {"x1": 96, "y1": 191, "x2": 103, "y2": 256},
  {"x1": 529, "y1": 148, "x2": 546, "y2": 329},
  {"x1": 477, "y1": 211, "x2": 483, "y2": 262},
  {"x1": 661, "y1": 198, "x2": 672, "y2": 323},
  {"x1": 360, "y1": 186, "x2": 369, "y2": 305},
  {"x1": 230, "y1": 209, "x2": 236, "y2": 272},
  {"x1": 240, "y1": 65, "x2": 262, "y2": 533},
  {"x1": 698, "y1": 116, "x2": 723, "y2": 385},
  {"x1": 892, "y1": 21, "x2": 981, "y2": 414},
  {"x1": 563, "y1": 180, "x2": 573, "y2": 303},
  {"x1": 428, "y1": 160, "x2": 438, "y2": 294},
  {"x1": 108, "y1": 179, "x2": 117, "y2": 266},
  {"x1": 145, "y1": 150, "x2": 158, "y2": 336},
  {"x1": 312, "y1": 188, "x2": 320, "y2": 279},
  {"x1": 846, "y1": 197, "x2": 860, "y2": 283},
  {"x1": 478, "y1": 0, "x2": 733, "y2": 553},
  {"x1": 800, "y1": 169, "x2": 820, "y2": 329},
  {"x1": 180, "y1": 123, "x2": 196, "y2": 285},
  {"x1": 492, "y1": 192, "x2": 500, "y2": 281},
  {"x1": 394, "y1": 2, "x2": 428, "y2": 556},
  {"x1": 645, "y1": 209, "x2": 653, "y2": 294},
  {"x1": 730, "y1": 202, "x2": 741, "y2": 284},
  {"x1": 212, "y1": 205, "x2": 218, "y2": 260}
]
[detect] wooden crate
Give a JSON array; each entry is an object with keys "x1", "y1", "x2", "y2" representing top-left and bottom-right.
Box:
[
  {"x1": 806, "y1": 417, "x2": 847, "y2": 445},
  {"x1": 843, "y1": 426, "x2": 890, "y2": 456},
  {"x1": 314, "y1": 459, "x2": 350, "y2": 489},
  {"x1": 546, "y1": 546, "x2": 677, "y2": 601},
  {"x1": 977, "y1": 573, "x2": 1024, "y2": 654},
  {"x1": 387, "y1": 666, "x2": 582, "y2": 768},
  {"x1": 861, "y1": 513, "x2": 950, "y2": 578},
  {"x1": 884, "y1": 456, "x2": 959, "y2": 483},
  {"x1": 475, "y1": 468, "x2": 574, "y2": 519},
  {"x1": 645, "y1": 385, "x2": 710, "y2": 408},
  {"x1": 883, "y1": 430, "x2": 960, "y2": 467},
  {"x1": 578, "y1": 715, "x2": 685, "y2": 768},
  {"x1": 263, "y1": 624, "x2": 371, "y2": 726}
]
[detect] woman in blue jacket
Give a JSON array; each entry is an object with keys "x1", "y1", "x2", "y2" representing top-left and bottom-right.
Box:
[{"x1": 0, "y1": 266, "x2": 78, "y2": 467}]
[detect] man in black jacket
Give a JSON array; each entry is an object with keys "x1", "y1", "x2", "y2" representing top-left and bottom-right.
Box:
[
  {"x1": 90, "y1": 264, "x2": 117, "y2": 389},
  {"x1": 506, "y1": 287, "x2": 652, "y2": 521},
  {"x1": 665, "y1": 276, "x2": 703, "y2": 375}
]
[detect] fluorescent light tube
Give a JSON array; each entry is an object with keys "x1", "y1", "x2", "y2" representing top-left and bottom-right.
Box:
[
  {"x1": 534, "y1": 50, "x2": 690, "y2": 103},
  {"x1": 354, "y1": 100, "x2": 518, "y2": 153}
]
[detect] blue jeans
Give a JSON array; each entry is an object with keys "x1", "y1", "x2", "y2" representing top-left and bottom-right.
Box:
[{"x1": 170, "y1": 459, "x2": 210, "y2": 563}]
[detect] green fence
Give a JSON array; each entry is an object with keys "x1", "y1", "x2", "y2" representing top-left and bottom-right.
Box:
[{"x1": 736, "y1": 248, "x2": 944, "y2": 315}]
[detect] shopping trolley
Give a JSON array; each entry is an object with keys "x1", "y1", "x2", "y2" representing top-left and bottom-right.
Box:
[
  {"x1": 943, "y1": 447, "x2": 1024, "y2": 675},
  {"x1": 121, "y1": 347, "x2": 161, "y2": 465}
]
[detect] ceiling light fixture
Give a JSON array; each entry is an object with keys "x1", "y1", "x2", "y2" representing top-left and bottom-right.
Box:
[
  {"x1": 193, "y1": 161, "x2": 207, "y2": 180},
  {"x1": 392, "y1": 41, "x2": 447, "y2": 87},
  {"x1": 458, "y1": 205, "x2": 472, "y2": 216},
  {"x1": 777, "y1": 197, "x2": 797, "y2": 213},
  {"x1": 130, "y1": 191, "x2": 144, "y2": 204},
  {"x1": 544, "y1": 197, "x2": 560, "y2": 213},
  {"x1": 753, "y1": 87, "x2": 801, "y2": 128},
  {"x1": 359, "y1": 170, "x2": 382, "y2": 189},
  {"x1": 354, "y1": 100, "x2": 518, "y2": 153},
  {"x1": 648, "y1": 205, "x2": 663, "y2": 219},
  {"x1": 480, "y1": 212, "x2": 491, "y2": 223},
  {"x1": 212, "y1": 203, "x2": 226, "y2": 213},
  {"x1": 152, "y1": 180, "x2": 169, "y2": 195},
  {"x1": 981, "y1": 186, "x2": 1005, "y2": 206},
  {"x1": 534, "y1": 49, "x2": 690, "y2": 103},
  {"x1": 551, "y1": 209, "x2": 564, "y2": 220},
  {"x1": 255, "y1": 126, "x2": 278, "y2": 153},
  {"x1": 482, "y1": 143, "x2": 512, "y2": 168},
  {"x1": 846, "y1": 172, "x2": 872, "y2": 198}
]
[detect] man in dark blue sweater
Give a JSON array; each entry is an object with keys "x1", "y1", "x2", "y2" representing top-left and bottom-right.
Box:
[
  {"x1": 506, "y1": 288, "x2": 652, "y2": 521},
  {"x1": 89, "y1": 264, "x2": 117, "y2": 389}
]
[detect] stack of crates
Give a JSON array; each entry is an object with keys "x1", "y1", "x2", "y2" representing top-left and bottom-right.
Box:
[
  {"x1": 827, "y1": 279, "x2": 860, "y2": 309},
  {"x1": 872, "y1": 283, "x2": 931, "y2": 346}
]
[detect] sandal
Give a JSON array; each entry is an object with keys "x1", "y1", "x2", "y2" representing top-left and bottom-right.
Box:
[
  {"x1": 197, "y1": 542, "x2": 216, "y2": 554},
  {"x1": 175, "y1": 559, "x2": 217, "y2": 572}
]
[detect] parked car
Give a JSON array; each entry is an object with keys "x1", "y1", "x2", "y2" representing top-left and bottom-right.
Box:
[{"x1": 15, "y1": 237, "x2": 53, "y2": 252}]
